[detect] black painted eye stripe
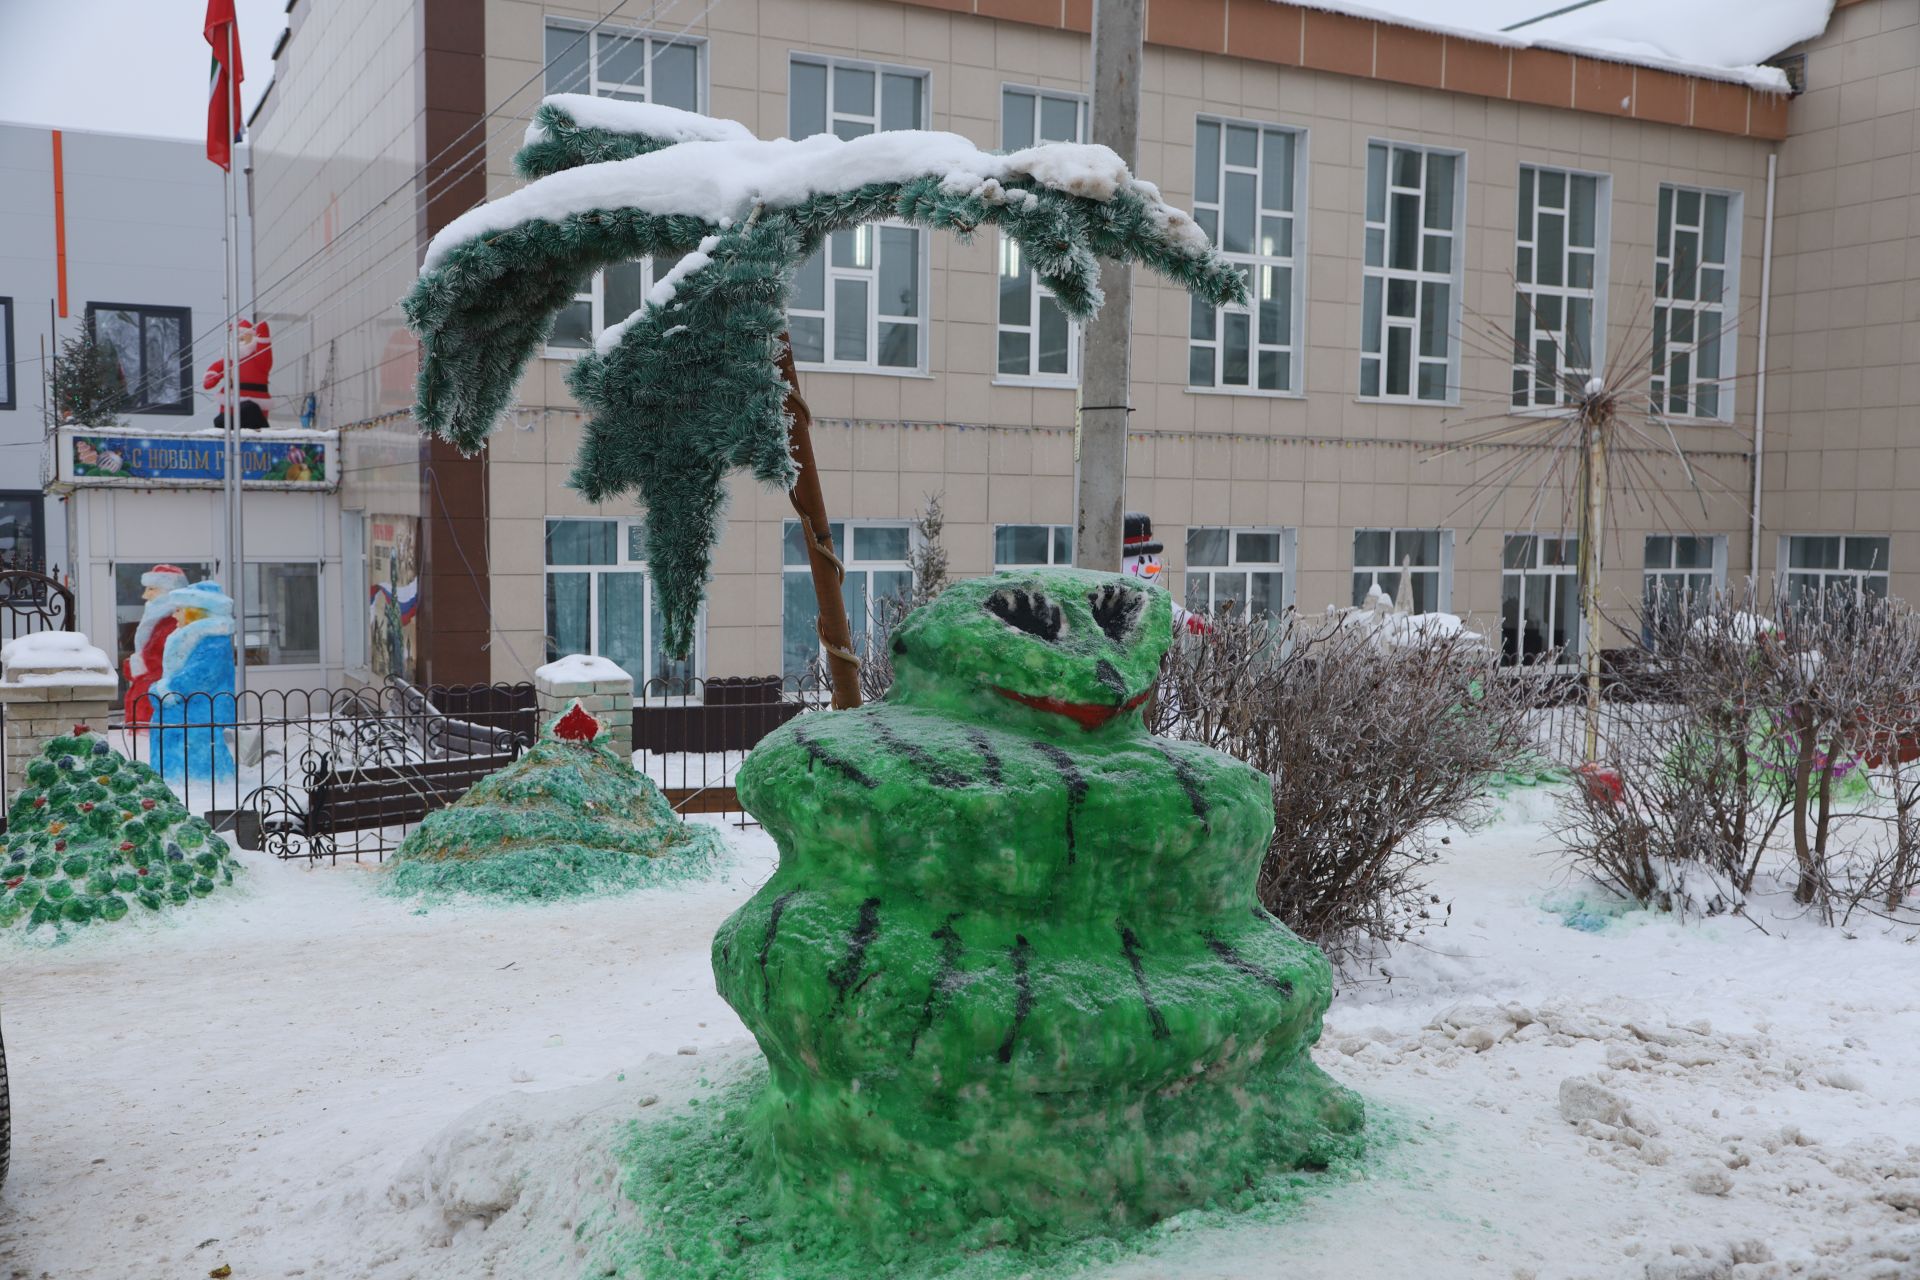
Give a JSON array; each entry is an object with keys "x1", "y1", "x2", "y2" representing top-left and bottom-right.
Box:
[
  {"x1": 1089, "y1": 584, "x2": 1144, "y2": 643},
  {"x1": 984, "y1": 588, "x2": 1065, "y2": 642}
]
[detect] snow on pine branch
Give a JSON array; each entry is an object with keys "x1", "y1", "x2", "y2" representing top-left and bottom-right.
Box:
[
  {"x1": 425, "y1": 125, "x2": 1211, "y2": 272},
  {"x1": 522, "y1": 94, "x2": 757, "y2": 150}
]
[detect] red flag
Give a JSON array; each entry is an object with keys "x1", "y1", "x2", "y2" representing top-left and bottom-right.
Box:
[{"x1": 205, "y1": 0, "x2": 244, "y2": 171}]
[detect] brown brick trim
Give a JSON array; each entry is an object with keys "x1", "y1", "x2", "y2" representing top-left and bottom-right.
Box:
[
  {"x1": 891, "y1": 0, "x2": 1792, "y2": 140},
  {"x1": 414, "y1": 0, "x2": 491, "y2": 688}
]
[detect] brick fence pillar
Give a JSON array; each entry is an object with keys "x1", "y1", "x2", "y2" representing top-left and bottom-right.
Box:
[
  {"x1": 533, "y1": 655, "x2": 635, "y2": 759},
  {"x1": 0, "y1": 633, "x2": 120, "y2": 804}
]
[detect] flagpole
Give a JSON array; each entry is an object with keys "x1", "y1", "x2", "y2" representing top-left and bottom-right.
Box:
[{"x1": 226, "y1": 18, "x2": 248, "y2": 694}]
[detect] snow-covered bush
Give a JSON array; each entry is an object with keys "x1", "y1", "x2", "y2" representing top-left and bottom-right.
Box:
[{"x1": 1146, "y1": 611, "x2": 1535, "y2": 967}]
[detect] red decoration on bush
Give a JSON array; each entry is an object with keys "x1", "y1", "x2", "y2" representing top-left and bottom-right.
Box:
[
  {"x1": 72, "y1": 723, "x2": 91, "y2": 735},
  {"x1": 554, "y1": 701, "x2": 601, "y2": 744},
  {"x1": 1576, "y1": 762, "x2": 1624, "y2": 805}
]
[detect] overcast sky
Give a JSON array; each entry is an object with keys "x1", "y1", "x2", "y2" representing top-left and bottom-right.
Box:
[{"x1": 0, "y1": 0, "x2": 285, "y2": 140}]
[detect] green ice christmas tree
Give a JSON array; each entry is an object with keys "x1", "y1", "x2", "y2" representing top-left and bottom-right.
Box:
[
  {"x1": 384, "y1": 702, "x2": 721, "y2": 902},
  {"x1": 1, "y1": 726, "x2": 240, "y2": 933}
]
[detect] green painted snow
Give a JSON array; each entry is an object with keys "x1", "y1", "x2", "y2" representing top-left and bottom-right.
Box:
[
  {"x1": 703, "y1": 569, "x2": 1363, "y2": 1264},
  {"x1": 595, "y1": 1059, "x2": 1392, "y2": 1279},
  {"x1": 383, "y1": 722, "x2": 721, "y2": 903},
  {"x1": 1, "y1": 729, "x2": 240, "y2": 935}
]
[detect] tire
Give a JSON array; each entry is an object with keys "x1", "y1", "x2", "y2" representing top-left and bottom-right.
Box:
[{"x1": 0, "y1": 1009, "x2": 10, "y2": 1191}]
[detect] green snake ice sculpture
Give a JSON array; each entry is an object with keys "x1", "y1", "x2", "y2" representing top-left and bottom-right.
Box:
[
  {"x1": 405, "y1": 97, "x2": 1248, "y2": 658},
  {"x1": 714, "y1": 569, "x2": 1363, "y2": 1250}
]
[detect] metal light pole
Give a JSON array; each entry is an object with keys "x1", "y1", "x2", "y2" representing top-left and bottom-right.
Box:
[{"x1": 1074, "y1": 0, "x2": 1143, "y2": 572}]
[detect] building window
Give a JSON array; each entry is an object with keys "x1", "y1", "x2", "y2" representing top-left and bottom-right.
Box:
[
  {"x1": 544, "y1": 22, "x2": 703, "y2": 352},
  {"x1": 0, "y1": 493, "x2": 42, "y2": 569},
  {"x1": 1781, "y1": 535, "x2": 1889, "y2": 611},
  {"x1": 242, "y1": 562, "x2": 322, "y2": 666},
  {"x1": 994, "y1": 523, "x2": 1073, "y2": 568},
  {"x1": 1643, "y1": 534, "x2": 1725, "y2": 637},
  {"x1": 0, "y1": 296, "x2": 14, "y2": 411},
  {"x1": 1501, "y1": 534, "x2": 1580, "y2": 665},
  {"x1": 998, "y1": 86, "x2": 1087, "y2": 383},
  {"x1": 86, "y1": 303, "x2": 192, "y2": 415},
  {"x1": 1514, "y1": 166, "x2": 1607, "y2": 408},
  {"x1": 1352, "y1": 528, "x2": 1451, "y2": 613},
  {"x1": 783, "y1": 520, "x2": 911, "y2": 681},
  {"x1": 545, "y1": 518, "x2": 697, "y2": 693},
  {"x1": 789, "y1": 56, "x2": 928, "y2": 372},
  {"x1": 1652, "y1": 184, "x2": 1738, "y2": 420},
  {"x1": 1191, "y1": 118, "x2": 1304, "y2": 394},
  {"x1": 1186, "y1": 527, "x2": 1293, "y2": 620},
  {"x1": 1361, "y1": 142, "x2": 1461, "y2": 402},
  {"x1": 543, "y1": 21, "x2": 701, "y2": 106}
]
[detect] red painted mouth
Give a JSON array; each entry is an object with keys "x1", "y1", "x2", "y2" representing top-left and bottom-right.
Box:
[{"x1": 995, "y1": 686, "x2": 1151, "y2": 730}]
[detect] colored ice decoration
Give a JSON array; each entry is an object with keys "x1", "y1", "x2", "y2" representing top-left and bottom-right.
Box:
[
  {"x1": 149, "y1": 581, "x2": 237, "y2": 783},
  {"x1": 711, "y1": 569, "x2": 1363, "y2": 1254}
]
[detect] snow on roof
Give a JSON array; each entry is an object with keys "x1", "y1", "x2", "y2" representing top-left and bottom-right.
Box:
[
  {"x1": 522, "y1": 94, "x2": 757, "y2": 150},
  {"x1": 424, "y1": 128, "x2": 1204, "y2": 271},
  {"x1": 0, "y1": 630, "x2": 115, "y2": 681},
  {"x1": 1295, "y1": 0, "x2": 1832, "y2": 92}
]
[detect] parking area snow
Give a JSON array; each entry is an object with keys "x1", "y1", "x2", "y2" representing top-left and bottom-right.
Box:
[{"x1": 1, "y1": 796, "x2": 1915, "y2": 1278}]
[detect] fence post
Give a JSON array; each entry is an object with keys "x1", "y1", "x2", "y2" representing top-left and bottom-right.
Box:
[
  {"x1": 534, "y1": 656, "x2": 634, "y2": 759},
  {"x1": 0, "y1": 633, "x2": 120, "y2": 805}
]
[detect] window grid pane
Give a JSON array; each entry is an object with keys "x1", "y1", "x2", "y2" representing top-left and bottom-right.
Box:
[
  {"x1": 1185, "y1": 527, "x2": 1290, "y2": 621},
  {"x1": 1361, "y1": 144, "x2": 1458, "y2": 403},
  {"x1": 1191, "y1": 118, "x2": 1302, "y2": 394},
  {"x1": 785, "y1": 520, "x2": 914, "y2": 678},
  {"x1": 1500, "y1": 533, "x2": 1580, "y2": 664},
  {"x1": 1652, "y1": 184, "x2": 1736, "y2": 420},
  {"x1": 1352, "y1": 528, "x2": 1448, "y2": 610},
  {"x1": 792, "y1": 56, "x2": 930, "y2": 373},
  {"x1": 998, "y1": 87, "x2": 1087, "y2": 383},
  {"x1": 1514, "y1": 166, "x2": 1604, "y2": 408}
]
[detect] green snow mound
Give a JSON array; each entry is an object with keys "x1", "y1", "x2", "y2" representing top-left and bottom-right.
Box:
[
  {"x1": 1, "y1": 729, "x2": 241, "y2": 936},
  {"x1": 382, "y1": 723, "x2": 721, "y2": 903}
]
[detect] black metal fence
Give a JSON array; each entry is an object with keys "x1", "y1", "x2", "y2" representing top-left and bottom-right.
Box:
[
  {"x1": 118, "y1": 680, "x2": 537, "y2": 863},
  {"x1": 632, "y1": 674, "x2": 832, "y2": 819}
]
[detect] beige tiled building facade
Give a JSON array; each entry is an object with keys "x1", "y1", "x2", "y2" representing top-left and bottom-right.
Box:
[{"x1": 249, "y1": 0, "x2": 1901, "y2": 690}]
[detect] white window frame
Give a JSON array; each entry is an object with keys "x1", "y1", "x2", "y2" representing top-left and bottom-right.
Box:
[
  {"x1": 341, "y1": 511, "x2": 368, "y2": 672},
  {"x1": 1513, "y1": 164, "x2": 1611, "y2": 410},
  {"x1": 1184, "y1": 526, "x2": 1296, "y2": 620},
  {"x1": 782, "y1": 518, "x2": 915, "y2": 681},
  {"x1": 996, "y1": 85, "x2": 1088, "y2": 387},
  {"x1": 541, "y1": 21, "x2": 708, "y2": 359},
  {"x1": 1360, "y1": 140, "x2": 1465, "y2": 404},
  {"x1": 993, "y1": 523, "x2": 1074, "y2": 569},
  {"x1": 1643, "y1": 533, "x2": 1727, "y2": 637},
  {"x1": 1352, "y1": 528, "x2": 1454, "y2": 612},
  {"x1": 1778, "y1": 534, "x2": 1891, "y2": 611},
  {"x1": 788, "y1": 54, "x2": 931, "y2": 376},
  {"x1": 544, "y1": 517, "x2": 704, "y2": 696},
  {"x1": 1500, "y1": 533, "x2": 1581, "y2": 667},
  {"x1": 1652, "y1": 183, "x2": 1741, "y2": 422},
  {"x1": 1189, "y1": 115, "x2": 1307, "y2": 397}
]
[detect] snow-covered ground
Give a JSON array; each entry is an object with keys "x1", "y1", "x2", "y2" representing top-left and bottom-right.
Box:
[{"x1": 2, "y1": 794, "x2": 1916, "y2": 1279}]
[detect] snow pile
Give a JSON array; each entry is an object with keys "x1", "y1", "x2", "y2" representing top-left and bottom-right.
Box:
[
  {"x1": 425, "y1": 128, "x2": 1207, "y2": 271},
  {"x1": 1296, "y1": 0, "x2": 1830, "y2": 92},
  {"x1": 1324, "y1": 601, "x2": 1492, "y2": 654},
  {"x1": 532, "y1": 652, "x2": 631, "y2": 685},
  {"x1": 0, "y1": 629, "x2": 118, "y2": 688},
  {"x1": 1690, "y1": 611, "x2": 1776, "y2": 645},
  {"x1": 522, "y1": 93, "x2": 756, "y2": 150}
]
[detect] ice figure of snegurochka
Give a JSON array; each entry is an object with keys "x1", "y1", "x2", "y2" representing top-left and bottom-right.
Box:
[
  {"x1": 150, "y1": 580, "x2": 237, "y2": 783},
  {"x1": 714, "y1": 568, "x2": 1364, "y2": 1252}
]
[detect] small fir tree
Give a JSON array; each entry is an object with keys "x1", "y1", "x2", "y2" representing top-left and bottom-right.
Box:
[{"x1": 50, "y1": 327, "x2": 126, "y2": 429}]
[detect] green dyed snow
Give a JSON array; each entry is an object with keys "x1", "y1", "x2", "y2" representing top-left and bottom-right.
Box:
[
  {"x1": 703, "y1": 569, "x2": 1363, "y2": 1263},
  {"x1": 0, "y1": 730, "x2": 240, "y2": 936},
  {"x1": 594, "y1": 1061, "x2": 1394, "y2": 1280},
  {"x1": 383, "y1": 727, "x2": 721, "y2": 903}
]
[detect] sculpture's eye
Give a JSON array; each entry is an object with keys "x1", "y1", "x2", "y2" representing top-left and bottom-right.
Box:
[
  {"x1": 1089, "y1": 584, "x2": 1143, "y2": 644},
  {"x1": 985, "y1": 588, "x2": 1065, "y2": 642}
]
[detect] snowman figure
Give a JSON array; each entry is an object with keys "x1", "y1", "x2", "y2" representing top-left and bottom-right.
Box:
[{"x1": 1122, "y1": 512, "x2": 1205, "y2": 634}]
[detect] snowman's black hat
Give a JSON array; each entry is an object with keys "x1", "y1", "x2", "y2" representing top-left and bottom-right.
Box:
[{"x1": 1123, "y1": 512, "x2": 1163, "y2": 557}]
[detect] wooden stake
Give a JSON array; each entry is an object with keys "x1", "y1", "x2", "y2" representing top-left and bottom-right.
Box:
[{"x1": 776, "y1": 337, "x2": 863, "y2": 711}]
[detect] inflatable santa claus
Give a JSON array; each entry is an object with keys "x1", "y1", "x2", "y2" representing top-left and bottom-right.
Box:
[
  {"x1": 1122, "y1": 512, "x2": 1206, "y2": 634},
  {"x1": 204, "y1": 318, "x2": 273, "y2": 431},
  {"x1": 125, "y1": 564, "x2": 189, "y2": 726}
]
